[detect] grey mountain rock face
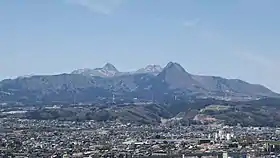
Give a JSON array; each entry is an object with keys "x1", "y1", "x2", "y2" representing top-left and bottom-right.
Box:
[
  {"x1": 0, "y1": 62, "x2": 278, "y2": 104},
  {"x1": 156, "y1": 62, "x2": 202, "y2": 90},
  {"x1": 191, "y1": 75, "x2": 277, "y2": 97}
]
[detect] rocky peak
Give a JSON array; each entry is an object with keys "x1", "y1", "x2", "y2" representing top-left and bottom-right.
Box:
[
  {"x1": 163, "y1": 62, "x2": 187, "y2": 73},
  {"x1": 144, "y1": 65, "x2": 162, "y2": 72},
  {"x1": 136, "y1": 64, "x2": 163, "y2": 74},
  {"x1": 102, "y1": 63, "x2": 119, "y2": 72}
]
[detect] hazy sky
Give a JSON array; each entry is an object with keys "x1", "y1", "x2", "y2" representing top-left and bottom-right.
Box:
[{"x1": 0, "y1": 0, "x2": 280, "y2": 92}]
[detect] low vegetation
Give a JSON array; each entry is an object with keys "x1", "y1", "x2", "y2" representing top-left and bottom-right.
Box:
[{"x1": 4, "y1": 98, "x2": 279, "y2": 127}]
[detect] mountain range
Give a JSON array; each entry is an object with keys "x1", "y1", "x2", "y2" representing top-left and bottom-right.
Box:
[
  {"x1": 71, "y1": 63, "x2": 163, "y2": 77},
  {"x1": 0, "y1": 62, "x2": 278, "y2": 104}
]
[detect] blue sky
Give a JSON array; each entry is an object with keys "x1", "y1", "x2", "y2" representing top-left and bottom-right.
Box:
[{"x1": 0, "y1": 0, "x2": 280, "y2": 92}]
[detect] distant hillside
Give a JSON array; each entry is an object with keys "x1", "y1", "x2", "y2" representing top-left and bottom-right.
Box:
[{"x1": 5, "y1": 98, "x2": 280, "y2": 127}]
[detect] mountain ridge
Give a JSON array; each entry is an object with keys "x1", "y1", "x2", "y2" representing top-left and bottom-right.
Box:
[
  {"x1": 71, "y1": 62, "x2": 120, "y2": 77},
  {"x1": 0, "y1": 62, "x2": 278, "y2": 104}
]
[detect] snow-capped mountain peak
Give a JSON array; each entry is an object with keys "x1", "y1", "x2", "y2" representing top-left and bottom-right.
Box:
[
  {"x1": 136, "y1": 64, "x2": 163, "y2": 74},
  {"x1": 71, "y1": 63, "x2": 119, "y2": 77}
]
